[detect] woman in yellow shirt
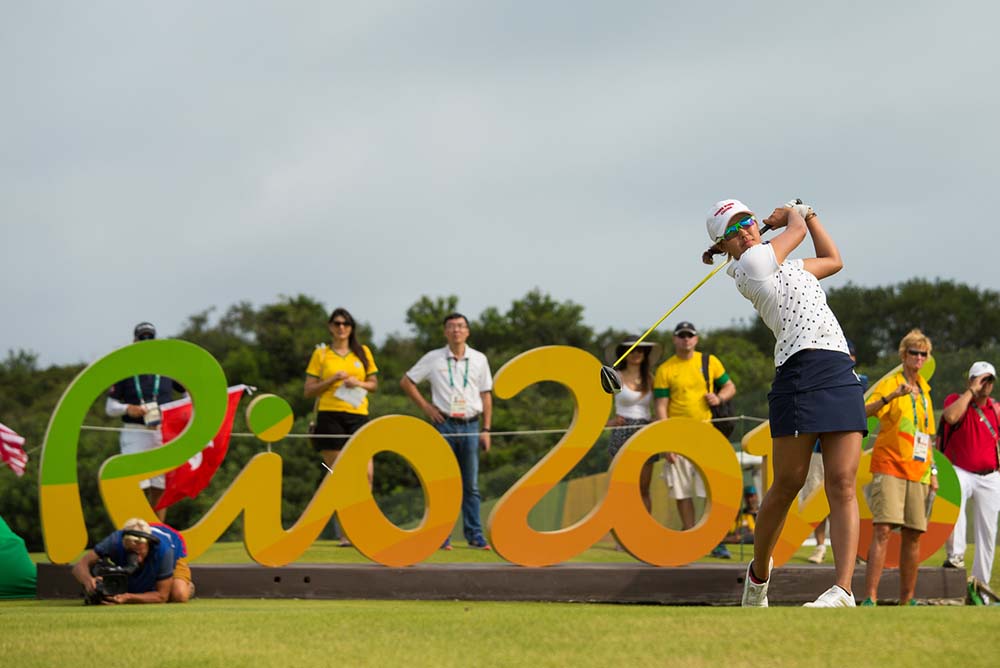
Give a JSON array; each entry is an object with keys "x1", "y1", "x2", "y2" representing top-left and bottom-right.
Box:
[
  {"x1": 304, "y1": 308, "x2": 378, "y2": 544},
  {"x1": 861, "y1": 328, "x2": 938, "y2": 606}
]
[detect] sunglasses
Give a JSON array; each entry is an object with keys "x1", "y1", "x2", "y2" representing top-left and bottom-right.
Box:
[
  {"x1": 983, "y1": 376, "x2": 996, "y2": 384},
  {"x1": 331, "y1": 320, "x2": 352, "y2": 328},
  {"x1": 721, "y1": 216, "x2": 757, "y2": 241},
  {"x1": 675, "y1": 332, "x2": 696, "y2": 339},
  {"x1": 906, "y1": 349, "x2": 929, "y2": 358}
]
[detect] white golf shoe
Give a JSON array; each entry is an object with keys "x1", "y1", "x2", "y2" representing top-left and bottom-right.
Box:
[
  {"x1": 804, "y1": 585, "x2": 857, "y2": 607},
  {"x1": 742, "y1": 558, "x2": 773, "y2": 607}
]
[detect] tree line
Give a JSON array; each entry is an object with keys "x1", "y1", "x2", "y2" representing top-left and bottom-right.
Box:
[{"x1": 2, "y1": 279, "x2": 999, "y2": 550}]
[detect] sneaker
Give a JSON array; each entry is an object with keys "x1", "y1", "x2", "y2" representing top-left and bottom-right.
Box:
[
  {"x1": 338, "y1": 538, "x2": 353, "y2": 547},
  {"x1": 742, "y1": 558, "x2": 772, "y2": 607},
  {"x1": 860, "y1": 597, "x2": 877, "y2": 607},
  {"x1": 943, "y1": 555, "x2": 965, "y2": 569},
  {"x1": 441, "y1": 538, "x2": 453, "y2": 551},
  {"x1": 468, "y1": 537, "x2": 492, "y2": 551},
  {"x1": 711, "y1": 544, "x2": 732, "y2": 559},
  {"x1": 804, "y1": 585, "x2": 857, "y2": 608},
  {"x1": 807, "y1": 544, "x2": 827, "y2": 564}
]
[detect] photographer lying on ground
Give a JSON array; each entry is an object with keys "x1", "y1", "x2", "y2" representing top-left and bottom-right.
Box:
[{"x1": 71, "y1": 517, "x2": 193, "y2": 604}]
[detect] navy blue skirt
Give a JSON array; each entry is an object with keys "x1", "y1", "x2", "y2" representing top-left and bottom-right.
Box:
[{"x1": 768, "y1": 349, "x2": 867, "y2": 438}]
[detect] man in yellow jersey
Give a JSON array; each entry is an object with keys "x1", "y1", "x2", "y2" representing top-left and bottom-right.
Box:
[{"x1": 654, "y1": 321, "x2": 737, "y2": 558}]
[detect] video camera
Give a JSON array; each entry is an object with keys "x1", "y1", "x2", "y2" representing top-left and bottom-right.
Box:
[
  {"x1": 83, "y1": 529, "x2": 158, "y2": 605},
  {"x1": 85, "y1": 553, "x2": 139, "y2": 604}
]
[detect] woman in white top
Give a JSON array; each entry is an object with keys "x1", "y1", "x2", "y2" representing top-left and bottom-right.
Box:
[
  {"x1": 704, "y1": 199, "x2": 866, "y2": 608},
  {"x1": 605, "y1": 336, "x2": 661, "y2": 512}
]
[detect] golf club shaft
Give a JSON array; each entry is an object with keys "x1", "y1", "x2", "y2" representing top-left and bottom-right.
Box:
[{"x1": 612, "y1": 223, "x2": 773, "y2": 368}]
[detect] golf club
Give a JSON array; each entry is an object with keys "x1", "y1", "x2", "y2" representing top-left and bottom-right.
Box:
[{"x1": 598, "y1": 201, "x2": 800, "y2": 394}]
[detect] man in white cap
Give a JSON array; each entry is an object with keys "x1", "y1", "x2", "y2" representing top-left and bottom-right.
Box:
[{"x1": 940, "y1": 361, "x2": 1000, "y2": 587}]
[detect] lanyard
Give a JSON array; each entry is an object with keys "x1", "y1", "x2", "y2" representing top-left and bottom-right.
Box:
[
  {"x1": 899, "y1": 374, "x2": 928, "y2": 432},
  {"x1": 971, "y1": 402, "x2": 999, "y2": 442},
  {"x1": 132, "y1": 375, "x2": 160, "y2": 404},
  {"x1": 447, "y1": 357, "x2": 470, "y2": 389}
]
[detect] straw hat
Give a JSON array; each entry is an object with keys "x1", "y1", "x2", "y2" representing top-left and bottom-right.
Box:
[{"x1": 604, "y1": 335, "x2": 663, "y2": 367}]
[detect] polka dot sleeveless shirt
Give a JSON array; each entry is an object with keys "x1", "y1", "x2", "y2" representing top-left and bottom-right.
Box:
[{"x1": 726, "y1": 243, "x2": 849, "y2": 367}]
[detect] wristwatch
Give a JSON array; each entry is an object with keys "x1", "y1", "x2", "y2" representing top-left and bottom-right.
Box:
[{"x1": 931, "y1": 467, "x2": 938, "y2": 476}]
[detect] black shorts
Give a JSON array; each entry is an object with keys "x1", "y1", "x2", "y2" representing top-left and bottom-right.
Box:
[
  {"x1": 768, "y1": 349, "x2": 867, "y2": 438},
  {"x1": 311, "y1": 411, "x2": 368, "y2": 452}
]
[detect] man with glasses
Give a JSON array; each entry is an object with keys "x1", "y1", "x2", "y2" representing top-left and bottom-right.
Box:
[
  {"x1": 401, "y1": 313, "x2": 494, "y2": 550},
  {"x1": 940, "y1": 361, "x2": 1000, "y2": 589},
  {"x1": 105, "y1": 322, "x2": 184, "y2": 520},
  {"x1": 653, "y1": 321, "x2": 737, "y2": 558}
]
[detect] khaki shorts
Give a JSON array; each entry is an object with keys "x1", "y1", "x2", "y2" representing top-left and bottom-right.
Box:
[
  {"x1": 173, "y1": 558, "x2": 193, "y2": 583},
  {"x1": 662, "y1": 456, "x2": 706, "y2": 500},
  {"x1": 869, "y1": 473, "x2": 929, "y2": 532}
]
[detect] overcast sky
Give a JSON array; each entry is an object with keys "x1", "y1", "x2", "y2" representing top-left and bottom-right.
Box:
[{"x1": 4, "y1": 1, "x2": 999, "y2": 367}]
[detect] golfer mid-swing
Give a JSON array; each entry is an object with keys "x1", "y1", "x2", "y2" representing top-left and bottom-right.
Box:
[{"x1": 704, "y1": 199, "x2": 866, "y2": 607}]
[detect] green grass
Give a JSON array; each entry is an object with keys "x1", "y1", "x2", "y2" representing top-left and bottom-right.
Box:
[
  {"x1": 2, "y1": 598, "x2": 1000, "y2": 668},
  {"x1": 13, "y1": 540, "x2": 1000, "y2": 667}
]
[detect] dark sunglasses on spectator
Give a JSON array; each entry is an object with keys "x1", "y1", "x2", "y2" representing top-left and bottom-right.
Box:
[
  {"x1": 907, "y1": 349, "x2": 929, "y2": 358},
  {"x1": 331, "y1": 320, "x2": 352, "y2": 327},
  {"x1": 675, "y1": 332, "x2": 696, "y2": 339},
  {"x1": 983, "y1": 376, "x2": 996, "y2": 384}
]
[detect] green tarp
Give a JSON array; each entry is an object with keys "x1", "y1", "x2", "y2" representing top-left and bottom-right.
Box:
[{"x1": 0, "y1": 514, "x2": 36, "y2": 599}]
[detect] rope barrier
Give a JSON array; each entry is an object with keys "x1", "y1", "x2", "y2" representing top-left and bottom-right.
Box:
[{"x1": 76, "y1": 415, "x2": 768, "y2": 441}]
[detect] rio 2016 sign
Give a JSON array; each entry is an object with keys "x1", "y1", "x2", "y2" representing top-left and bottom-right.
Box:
[{"x1": 39, "y1": 340, "x2": 960, "y2": 568}]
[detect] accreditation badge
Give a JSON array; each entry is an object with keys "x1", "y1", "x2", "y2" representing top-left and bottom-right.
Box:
[
  {"x1": 913, "y1": 430, "x2": 931, "y2": 462},
  {"x1": 142, "y1": 401, "x2": 162, "y2": 428},
  {"x1": 449, "y1": 393, "x2": 467, "y2": 418}
]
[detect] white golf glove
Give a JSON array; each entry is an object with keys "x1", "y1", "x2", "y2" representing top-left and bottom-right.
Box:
[{"x1": 785, "y1": 199, "x2": 813, "y2": 220}]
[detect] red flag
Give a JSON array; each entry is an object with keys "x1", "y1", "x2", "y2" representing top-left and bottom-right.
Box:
[
  {"x1": 155, "y1": 385, "x2": 247, "y2": 510},
  {"x1": 0, "y1": 422, "x2": 28, "y2": 477}
]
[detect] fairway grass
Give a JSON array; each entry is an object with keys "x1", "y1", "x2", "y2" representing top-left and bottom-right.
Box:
[{"x1": 2, "y1": 598, "x2": 1000, "y2": 668}]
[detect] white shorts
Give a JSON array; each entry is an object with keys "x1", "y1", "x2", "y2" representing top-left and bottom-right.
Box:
[
  {"x1": 119, "y1": 425, "x2": 165, "y2": 490},
  {"x1": 661, "y1": 456, "x2": 706, "y2": 500}
]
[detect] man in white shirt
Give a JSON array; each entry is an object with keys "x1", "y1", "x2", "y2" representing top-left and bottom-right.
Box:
[{"x1": 401, "y1": 313, "x2": 494, "y2": 550}]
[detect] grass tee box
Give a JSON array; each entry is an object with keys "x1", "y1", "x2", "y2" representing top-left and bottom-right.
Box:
[{"x1": 2, "y1": 599, "x2": 1000, "y2": 668}]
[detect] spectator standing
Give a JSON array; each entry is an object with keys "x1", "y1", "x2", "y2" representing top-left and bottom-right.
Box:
[
  {"x1": 860, "y1": 329, "x2": 937, "y2": 606},
  {"x1": 940, "y1": 361, "x2": 1000, "y2": 591},
  {"x1": 653, "y1": 321, "x2": 737, "y2": 559},
  {"x1": 105, "y1": 322, "x2": 183, "y2": 521},
  {"x1": 401, "y1": 313, "x2": 493, "y2": 550},
  {"x1": 304, "y1": 307, "x2": 379, "y2": 546},
  {"x1": 604, "y1": 336, "x2": 661, "y2": 512}
]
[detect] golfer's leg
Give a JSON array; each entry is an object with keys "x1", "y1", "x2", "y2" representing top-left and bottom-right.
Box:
[
  {"x1": 821, "y1": 431, "x2": 862, "y2": 591},
  {"x1": 752, "y1": 434, "x2": 815, "y2": 579}
]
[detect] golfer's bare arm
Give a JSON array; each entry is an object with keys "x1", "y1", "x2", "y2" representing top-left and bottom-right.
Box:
[{"x1": 800, "y1": 213, "x2": 842, "y2": 280}]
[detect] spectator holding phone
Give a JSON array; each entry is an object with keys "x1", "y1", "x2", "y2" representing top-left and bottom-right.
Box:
[{"x1": 939, "y1": 361, "x2": 1000, "y2": 592}]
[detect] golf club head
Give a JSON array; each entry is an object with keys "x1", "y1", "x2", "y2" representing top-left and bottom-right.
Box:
[{"x1": 599, "y1": 365, "x2": 622, "y2": 395}]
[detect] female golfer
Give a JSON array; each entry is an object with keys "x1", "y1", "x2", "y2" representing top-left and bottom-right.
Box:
[{"x1": 704, "y1": 199, "x2": 866, "y2": 607}]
